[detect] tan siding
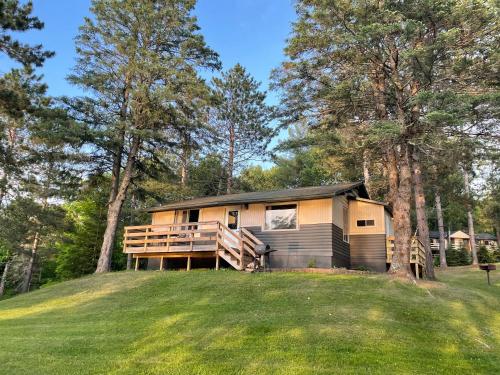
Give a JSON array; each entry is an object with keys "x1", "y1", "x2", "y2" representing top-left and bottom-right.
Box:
[
  {"x1": 241, "y1": 203, "x2": 265, "y2": 228},
  {"x1": 348, "y1": 200, "x2": 385, "y2": 235},
  {"x1": 151, "y1": 211, "x2": 175, "y2": 225},
  {"x1": 299, "y1": 199, "x2": 333, "y2": 225},
  {"x1": 332, "y1": 196, "x2": 347, "y2": 228},
  {"x1": 200, "y1": 206, "x2": 226, "y2": 222}
]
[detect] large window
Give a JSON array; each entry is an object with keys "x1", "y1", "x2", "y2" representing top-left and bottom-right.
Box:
[{"x1": 265, "y1": 204, "x2": 297, "y2": 230}]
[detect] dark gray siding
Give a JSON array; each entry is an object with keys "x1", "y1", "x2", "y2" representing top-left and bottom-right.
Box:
[
  {"x1": 332, "y1": 224, "x2": 350, "y2": 268},
  {"x1": 246, "y1": 224, "x2": 340, "y2": 268},
  {"x1": 349, "y1": 234, "x2": 387, "y2": 272}
]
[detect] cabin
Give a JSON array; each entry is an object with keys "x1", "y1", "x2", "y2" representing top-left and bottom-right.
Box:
[
  {"x1": 430, "y1": 231, "x2": 498, "y2": 254},
  {"x1": 475, "y1": 233, "x2": 498, "y2": 250},
  {"x1": 123, "y1": 182, "x2": 425, "y2": 274}
]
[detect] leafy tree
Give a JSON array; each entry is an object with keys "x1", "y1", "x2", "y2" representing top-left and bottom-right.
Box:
[
  {"x1": 69, "y1": 0, "x2": 220, "y2": 273},
  {"x1": 211, "y1": 64, "x2": 274, "y2": 193}
]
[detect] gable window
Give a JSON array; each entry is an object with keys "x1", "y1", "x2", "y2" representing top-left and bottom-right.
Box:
[
  {"x1": 356, "y1": 219, "x2": 375, "y2": 227},
  {"x1": 265, "y1": 204, "x2": 297, "y2": 230}
]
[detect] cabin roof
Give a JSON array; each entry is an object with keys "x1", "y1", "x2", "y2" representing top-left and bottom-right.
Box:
[
  {"x1": 450, "y1": 230, "x2": 470, "y2": 239},
  {"x1": 146, "y1": 181, "x2": 369, "y2": 212},
  {"x1": 476, "y1": 233, "x2": 496, "y2": 241}
]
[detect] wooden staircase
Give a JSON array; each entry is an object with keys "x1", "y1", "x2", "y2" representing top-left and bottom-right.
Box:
[{"x1": 215, "y1": 222, "x2": 263, "y2": 271}]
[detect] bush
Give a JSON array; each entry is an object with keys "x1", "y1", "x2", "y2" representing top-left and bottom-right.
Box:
[
  {"x1": 477, "y1": 245, "x2": 494, "y2": 264},
  {"x1": 446, "y1": 246, "x2": 471, "y2": 266},
  {"x1": 307, "y1": 258, "x2": 317, "y2": 268}
]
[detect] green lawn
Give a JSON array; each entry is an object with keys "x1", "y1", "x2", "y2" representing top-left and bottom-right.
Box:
[{"x1": 0, "y1": 267, "x2": 499, "y2": 374}]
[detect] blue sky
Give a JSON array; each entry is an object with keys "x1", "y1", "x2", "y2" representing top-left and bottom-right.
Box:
[{"x1": 0, "y1": 0, "x2": 296, "y2": 105}]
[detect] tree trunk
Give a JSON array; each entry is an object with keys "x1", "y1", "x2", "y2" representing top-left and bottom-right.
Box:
[
  {"x1": 388, "y1": 146, "x2": 414, "y2": 280},
  {"x1": 411, "y1": 147, "x2": 435, "y2": 279},
  {"x1": 0, "y1": 260, "x2": 10, "y2": 297},
  {"x1": 226, "y1": 124, "x2": 235, "y2": 194},
  {"x1": 435, "y1": 191, "x2": 447, "y2": 269},
  {"x1": 363, "y1": 150, "x2": 371, "y2": 195},
  {"x1": 126, "y1": 254, "x2": 133, "y2": 270},
  {"x1": 21, "y1": 232, "x2": 40, "y2": 293},
  {"x1": 463, "y1": 170, "x2": 478, "y2": 265},
  {"x1": 180, "y1": 144, "x2": 189, "y2": 188},
  {"x1": 96, "y1": 136, "x2": 141, "y2": 273},
  {"x1": 496, "y1": 222, "x2": 500, "y2": 249}
]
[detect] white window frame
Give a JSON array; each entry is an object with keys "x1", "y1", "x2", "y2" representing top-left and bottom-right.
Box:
[{"x1": 263, "y1": 202, "x2": 299, "y2": 231}]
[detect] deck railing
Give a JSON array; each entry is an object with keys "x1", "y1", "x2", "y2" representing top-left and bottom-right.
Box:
[
  {"x1": 386, "y1": 235, "x2": 426, "y2": 275},
  {"x1": 123, "y1": 221, "x2": 262, "y2": 271},
  {"x1": 123, "y1": 221, "x2": 221, "y2": 254}
]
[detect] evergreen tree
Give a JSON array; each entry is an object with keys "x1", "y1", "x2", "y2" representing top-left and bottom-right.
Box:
[
  {"x1": 274, "y1": 0, "x2": 498, "y2": 279},
  {"x1": 211, "y1": 64, "x2": 274, "y2": 193},
  {"x1": 69, "y1": 0, "x2": 220, "y2": 273},
  {"x1": 0, "y1": 0, "x2": 54, "y2": 67}
]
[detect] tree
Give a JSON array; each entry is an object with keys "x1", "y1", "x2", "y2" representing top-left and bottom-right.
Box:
[
  {"x1": 0, "y1": 0, "x2": 54, "y2": 67},
  {"x1": 69, "y1": 0, "x2": 220, "y2": 273},
  {"x1": 211, "y1": 64, "x2": 274, "y2": 193},
  {"x1": 274, "y1": 0, "x2": 497, "y2": 279}
]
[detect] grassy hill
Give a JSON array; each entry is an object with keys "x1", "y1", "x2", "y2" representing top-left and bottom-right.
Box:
[{"x1": 0, "y1": 267, "x2": 499, "y2": 374}]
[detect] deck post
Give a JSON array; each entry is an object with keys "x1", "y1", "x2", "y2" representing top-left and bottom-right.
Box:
[
  {"x1": 215, "y1": 252, "x2": 220, "y2": 270},
  {"x1": 135, "y1": 257, "x2": 139, "y2": 271},
  {"x1": 160, "y1": 256, "x2": 164, "y2": 271},
  {"x1": 187, "y1": 256, "x2": 191, "y2": 271},
  {"x1": 415, "y1": 263, "x2": 420, "y2": 280}
]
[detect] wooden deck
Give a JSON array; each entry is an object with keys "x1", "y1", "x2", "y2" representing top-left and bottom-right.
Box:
[
  {"x1": 123, "y1": 221, "x2": 263, "y2": 271},
  {"x1": 386, "y1": 236, "x2": 426, "y2": 279}
]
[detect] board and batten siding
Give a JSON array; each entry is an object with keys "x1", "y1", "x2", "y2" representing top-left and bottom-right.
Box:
[
  {"x1": 151, "y1": 211, "x2": 175, "y2": 225},
  {"x1": 349, "y1": 234, "x2": 387, "y2": 272},
  {"x1": 348, "y1": 200, "x2": 386, "y2": 235}
]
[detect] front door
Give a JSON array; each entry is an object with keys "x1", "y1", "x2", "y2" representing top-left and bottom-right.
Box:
[{"x1": 226, "y1": 209, "x2": 240, "y2": 230}]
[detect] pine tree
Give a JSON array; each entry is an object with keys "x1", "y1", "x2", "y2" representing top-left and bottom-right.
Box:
[
  {"x1": 274, "y1": 0, "x2": 498, "y2": 279},
  {"x1": 0, "y1": 0, "x2": 54, "y2": 66},
  {"x1": 211, "y1": 64, "x2": 274, "y2": 193},
  {"x1": 69, "y1": 0, "x2": 220, "y2": 273}
]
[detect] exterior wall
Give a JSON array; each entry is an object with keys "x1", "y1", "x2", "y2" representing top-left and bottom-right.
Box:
[
  {"x1": 348, "y1": 200, "x2": 386, "y2": 235},
  {"x1": 299, "y1": 198, "x2": 333, "y2": 225},
  {"x1": 349, "y1": 234, "x2": 387, "y2": 272},
  {"x1": 246, "y1": 224, "x2": 334, "y2": 268},
  {"x1": 240, "y1": 203, "x2": 265, "y2": 227},
  {"x1": 384, "y1": 211, "x2": 394, "y2": 235},
  {"x1": 151, "y1": 211, "x2": 175, "y2": 225},
  {"x1": 332, "y1": 224, "x2": 350, "y2": 267},
  {"x1": 199, "y1": 206, "x2": 226, "y2": 222}
]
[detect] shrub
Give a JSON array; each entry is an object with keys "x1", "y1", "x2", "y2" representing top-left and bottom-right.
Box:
[
  {"x1": 446, "y1": 246, "x2": 471, "y2": 266},
  {"x1": 307, "y1": 259, "x2": 317, "y2": 268},
  {"x1": 477, "y1": 245, "x2": 494, "y2": 264}
]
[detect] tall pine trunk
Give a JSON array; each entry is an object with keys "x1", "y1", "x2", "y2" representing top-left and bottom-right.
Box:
[
  {"x1": 387, "y1": 147, "x2": 414, "y2": 280},
  {"x1": 0, "y1": 260, "x2": 10, "y2": 297},
  {"x1": 21, "y1": 232, "x2": 40, "y2": 292},
  {"x1": 96, "y1": 137, "x2": 140, "y2": 273},
  {"x1": 226, "y1": 123, "x2": 235, "y2": 194},
  {"x1": 362, "y1": 150, "x2": 371, "y2": 195},
  {"x1": 463, "y1": 170, "x2": 478, "y2": 265},
  {"x1": 411, "y1": 147, "x2": 435, "y2": 279},
  {"x1": 434, "y1": 191, "x2": 447, "y2": 269}
]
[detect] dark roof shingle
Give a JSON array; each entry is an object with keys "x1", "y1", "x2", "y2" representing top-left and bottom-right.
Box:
[{"x1": 146, "y1": 181, "x2": 368, "y2": 212}]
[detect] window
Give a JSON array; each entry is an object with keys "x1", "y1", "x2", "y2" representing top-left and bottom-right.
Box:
[
  {"x1": 356, "y1": 219, "x2": 375, "y2": 227},
  {"x1": 227, "y1": 210, "x2": 239, "y2": 230},
  {"x1": 265, "y1": 204, "x2": 297, "y2": 230},
  {"x1": 342, "y1": 206, "x2": 349, "y2": 243}
]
